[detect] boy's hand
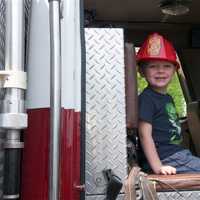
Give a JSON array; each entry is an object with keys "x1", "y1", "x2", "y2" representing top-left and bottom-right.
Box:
[{"x1": 158, "y1": 165, "x2": 176, "y2": 175}]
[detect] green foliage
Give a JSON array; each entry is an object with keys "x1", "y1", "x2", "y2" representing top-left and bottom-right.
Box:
[
  {"x1": 167, "y1": 74, "x2": 186, "y2": 117},
  {"x1": 137, "y1": 73, "x2": 186, "y2": 117},
  {"x1": 137, "y1": 73, "x2": 148, "y2": 94}
]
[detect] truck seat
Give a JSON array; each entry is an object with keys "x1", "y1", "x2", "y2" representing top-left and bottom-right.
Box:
[
  {"x1": 146, "y1": 101, "x2": 200, "y2": 192},
  {"x1": 148, "y1": 173, "x2": 200, "y2": 191},
  {"x1": 124, "y1": 43, "x2": 200, "y2": 193}
]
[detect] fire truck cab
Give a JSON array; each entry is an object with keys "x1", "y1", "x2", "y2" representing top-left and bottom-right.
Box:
[{"x1": 1, "y1": 0, "x2": 200, "y2": 200}]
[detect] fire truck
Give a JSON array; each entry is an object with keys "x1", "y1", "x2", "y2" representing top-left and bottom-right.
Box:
[{"x1": 0, "y1": 0, "x2": 200, "y2": 200}]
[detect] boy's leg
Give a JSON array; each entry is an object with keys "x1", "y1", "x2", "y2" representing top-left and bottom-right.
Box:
[{"x1": 161, "y1": 149, "x2": 200, "y2": 173}]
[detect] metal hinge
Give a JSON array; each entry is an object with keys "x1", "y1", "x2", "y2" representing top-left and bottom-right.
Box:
[{"x1": 74, "y1": 184, "x2": 85, "y2": 191}]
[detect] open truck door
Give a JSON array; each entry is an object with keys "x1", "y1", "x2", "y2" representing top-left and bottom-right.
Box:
[
  {"x1": 83, "y1": 0, "x2": 200, "y2": 199},
  {"x1": 0, "y1": 0, "x2": 200, "y2": 200}
]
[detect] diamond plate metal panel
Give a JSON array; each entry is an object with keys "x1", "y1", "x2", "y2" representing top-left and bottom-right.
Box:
[
  {"x1": 85, "y1": 28, "x2": 127, "y2": 196},
  {"x1": 25, "y1": 0, "x2": 32, "y2": 19},
  {"x1": 24, "y1": 0, "x2": 32, "y2": 68},
  {"x1": 86, "y1": 194, "x2": 124, "y2": 200},
  {"x1": 0, "y1": 0, "x2": 32, "y2": 70},
  {"x1": 158, "y1": 190, "x2": 200, "y2": 200},
  {"x1": 0, "y1": 0, "x2": 5, "y2": 71},
  {"x1": 0, "y1": 0, "x2": 5, "y2": 106},
  {"x1": 0, "y1": 1, "x2": 6, "y2": 199}
]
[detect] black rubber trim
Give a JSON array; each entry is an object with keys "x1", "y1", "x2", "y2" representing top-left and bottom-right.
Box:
[
  {"x1": 80, "y1": 0, "x2": 86, "y2": 199},
  {"x1": 48, "y1": 0, "x2": 60, "y2": 2},
  {"x1": 4, "y1": 149, "x2": 21, "y2": 196}
]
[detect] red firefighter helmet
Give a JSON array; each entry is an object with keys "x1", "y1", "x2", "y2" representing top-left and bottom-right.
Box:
[{"x1": 136, "y1": 33, "x2": 180, "y2": 68}]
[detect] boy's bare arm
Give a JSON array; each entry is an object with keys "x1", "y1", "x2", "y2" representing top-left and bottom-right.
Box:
[{"x1": 138, "y1": 120, "x2": 176, "y2": 175}]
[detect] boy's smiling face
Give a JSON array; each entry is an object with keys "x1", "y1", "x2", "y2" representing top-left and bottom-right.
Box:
[{"x1": 141, "y1": 60, "x2": 176, "y2": 93}]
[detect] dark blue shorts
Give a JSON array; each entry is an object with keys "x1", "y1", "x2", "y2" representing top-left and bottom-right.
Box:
[{"x1": 161, "y1": 149, "x2": 200, "y2": 173}]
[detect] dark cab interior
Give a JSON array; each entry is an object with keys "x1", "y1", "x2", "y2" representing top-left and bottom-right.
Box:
[{"x1": 84, "y1": 0, "x2": 200, "y2": 191}]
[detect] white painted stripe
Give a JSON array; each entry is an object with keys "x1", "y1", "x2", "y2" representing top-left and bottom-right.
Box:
[
  {"x1": 26, "y1": 0, "x2": 50, "y2": 109},
  {"x1": 26, "y1": 0, "x2": 82, "y2": 111},
  {"x1": 61, "y1": 0, "x2": 81, "y2": 111}
]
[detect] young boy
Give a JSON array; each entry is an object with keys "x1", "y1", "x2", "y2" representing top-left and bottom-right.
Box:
[{"x1": 137, "y1": 33, "x2": 200, "y2": 175}]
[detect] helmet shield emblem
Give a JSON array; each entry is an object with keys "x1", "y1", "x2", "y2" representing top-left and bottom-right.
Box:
[
  {"x1": 136, "y1": 33, "x2": 180, "y2": 69},
  {"x1": 147, "y1": 36, "x2": 161, "y2": 56}
]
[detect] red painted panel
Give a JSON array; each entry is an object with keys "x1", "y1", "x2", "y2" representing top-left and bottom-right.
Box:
[
  {"x1": 21, "y1": 108, "x2": 50, "y2": 200},
  {"x1": 60, "y1": 110, "x2": 80, "y2": 200},
  {"x1": 21, "y1": 108, "x2": 81, "y2": 200}
]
